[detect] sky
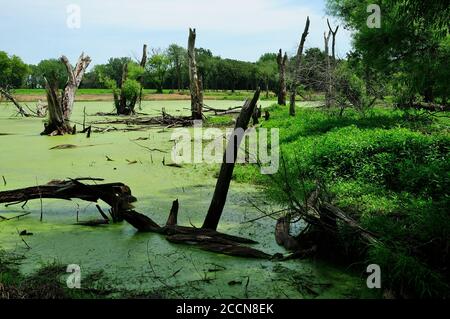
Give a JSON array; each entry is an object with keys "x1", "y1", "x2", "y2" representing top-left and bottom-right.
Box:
[{"x1": 0, "y1": 0, "x2": 353, "y2": 67}]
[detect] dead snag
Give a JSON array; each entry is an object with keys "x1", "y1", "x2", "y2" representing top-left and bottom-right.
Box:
[
  {"x1": 277, "y1": 49, "x2": 288, "y2": 106},
  {"x1": 41, "y1": 53, "x2": 91, "y2": 135},
  {"x1": 202, "y1": 89, "x2": 261, "y2": 230},
  {"x1": 138, "y1": 44, "x2": 148, "y2": 109},
  {"x1": 188, "y1": 28, "x2": 203, "y2": 120},
  {"x1": 324, "y1": 30, "x2": 332, "y2": 108},
  {"x1": 0, "y1": 87, "x2": 30, "y2": 117},
  {"x1": 0, "y1": 179, "x2": 136, "y2": 223},
  {"x1": 325, "y1": 20, "x2": 339, "y2": 108},
  {"x1": 289, "y1": 17, "x2": 310, "y2": 116}
]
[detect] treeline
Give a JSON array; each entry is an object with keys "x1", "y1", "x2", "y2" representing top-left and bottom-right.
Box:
[{"x1": 0, "y1": 46, "x2": 328, "y2": 95}]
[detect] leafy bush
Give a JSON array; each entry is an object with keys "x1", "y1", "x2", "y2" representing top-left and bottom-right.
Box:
[{"x1": 235, "y1": 105, "x2": 450, "y2": 298}]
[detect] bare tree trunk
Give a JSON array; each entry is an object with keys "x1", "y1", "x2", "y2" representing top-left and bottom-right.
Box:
[
  {"x1": 277, "y1": 49, "x2": 288, "y2": 106},
  {"x1": 202, "y1": 89, "x2": 260, "y2": 230},
  {"x1": 326, "y1": 20, "x2": 339, "y2": 108},
  {"x1": 324, "y1": 30, "x2": 332, "y2": 108},
  {"x1": 289, "y1": 17, "x2": 310, "y2": 116},
  {"x1": 327, "y1": 19, "x2": 339, "y2": 64},
  {"x1": 118, "y1": 63, "x2": 129, "y2": 115},
  {"x1": 188, "y1": 28, "x2": 203, "y2": 120},
  {"x1": 138, "y1": 44, "x2": 148, "y2": 109},
  {"x1": 42, "y1": 53, "x2": 91, "y2": 135}
]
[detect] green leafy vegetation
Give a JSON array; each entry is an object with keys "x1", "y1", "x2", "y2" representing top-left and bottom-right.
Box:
[{"x1": 235, "y1": 105, "x2": 449, "y2": 298}]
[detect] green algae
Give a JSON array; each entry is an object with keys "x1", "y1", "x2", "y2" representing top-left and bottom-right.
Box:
[{"x1": 0, "y1": 100, "x2": 375, "y2": 299}]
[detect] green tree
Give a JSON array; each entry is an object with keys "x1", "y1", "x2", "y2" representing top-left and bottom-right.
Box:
[
  {"x1": 167, "y1": 44, "x2": 187, "y2": 91},
  {"x1": 147, "y1": 50, "x2": 170, "y2": 93},
  {"x1": 327, "y1": 0, "x2": 450, "y2": 106},
  {"x1": 257, "y1": 53, "x2": 278, "y2": 98},
  {"x1": 0, "y1": 51, "x2": 29, "y2": 89},
  {"x1": 35, "y1": 59, "x2": 68, "y2": 89}
]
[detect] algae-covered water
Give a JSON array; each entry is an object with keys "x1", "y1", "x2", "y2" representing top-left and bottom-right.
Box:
[{"x1": 0, "y1": 100, "x2": 374, "y2": 298}]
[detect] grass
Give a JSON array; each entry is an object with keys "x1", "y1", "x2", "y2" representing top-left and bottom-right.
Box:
[{"x1": 234, "y1": 104, "x2": 450, "y2": 298}]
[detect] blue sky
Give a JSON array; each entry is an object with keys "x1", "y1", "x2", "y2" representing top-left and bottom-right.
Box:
[{"x1": 0, "y1": 0, "x2": 352, "y2": 66}]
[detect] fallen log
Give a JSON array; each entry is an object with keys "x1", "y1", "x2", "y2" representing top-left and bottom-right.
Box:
[
  {"x1": 122, "y1": 201, "x2": 270, "y2": 259},
  {"x1": 0, "y1": 87, "x2": 31, "y2": 117},
  {"x1": 0, "y1": 179, "x2": 136, "y2": 222}
]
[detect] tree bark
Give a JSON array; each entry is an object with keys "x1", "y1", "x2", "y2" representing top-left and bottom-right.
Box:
[
  {"x1": 277, "y1": 49, "x2": 288, "y2": 106},
  {"x1": 188, "y1": 28, "x2": 203, "y2": 120},
  {"x1": 324, "y1": 30, "x2": 332, "y2": 108},
  {"x1": 202, "y1": 89, "x2": 260, "y2": 230},
  {"x1": 289, "y1": 17, "x2": 310, "y2": 116},
  {"x1": 138, "y1": 44, "x2": 148, "y2": 109},
  {"x1": 41, "y1": 53, "x2": 91, "y2": 135}
]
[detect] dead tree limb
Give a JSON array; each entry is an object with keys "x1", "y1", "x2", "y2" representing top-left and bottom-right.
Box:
[
  {"x1": 289, "y1": 17, "x2": 310, "y2": 116},
  {"x1": 0, "y1": 87, "x2": 30, "y2": 117},
  {"x1": 202, "y1": 88, "x2": 261, "y2": 230}
]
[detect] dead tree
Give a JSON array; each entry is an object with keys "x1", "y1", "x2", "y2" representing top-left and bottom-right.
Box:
[
  {"x1": 325, "y1": 20, "x2": 339, "y2": 108},
  {"x1": 277, "y1": 49, "x2": 288, "y2": 106},
  {"x1": 202, "y1": 89, "x2": 261, "y2": 230},
  {"x1": 188, "y1": 28, "x2": 204, "y2": 120},
  {"x1": 41, "y1": 53, "x2": 91, "y2": 135},
  {"x1": 0, "y1": 87, "x2": 30, "y2": 117},
  {"x1": 115, "y1": 44, "x2": 147, "y2": 115},
  {"x1": 324, "y1": 30, "x2": 332, "y2": 108},
  {"x1": 138, "y1": 44, "x2": 148, "y2": 109},
  {"x1": 327, "y1": 19, "x2": 339, "y2": 64},
  {"x1": 289, "y1": 17, "x2": 310, "y2": 116}
]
